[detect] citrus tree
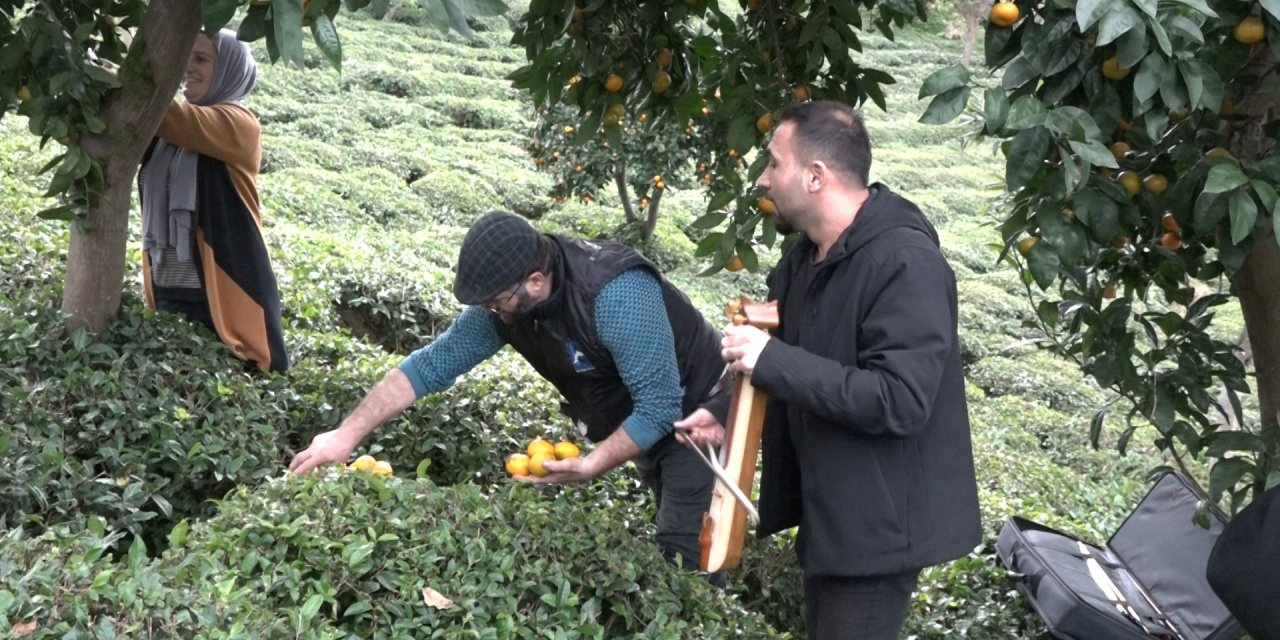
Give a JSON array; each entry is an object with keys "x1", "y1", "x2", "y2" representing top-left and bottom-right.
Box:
[
  {"x1": 923, "y1": 0, "x2": 1280, "y2": 506},
  {"x1": 526, "y1": 102, "x2": 702, "y2": 243},
  {"x1": 0, "y1": 0, "x2": 501, "y2": 335},
  {"x1": 510, "y1": 0, "x2": 920, "y2": 274}
]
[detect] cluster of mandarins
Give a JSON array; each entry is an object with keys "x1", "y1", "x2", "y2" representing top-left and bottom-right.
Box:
[
  {"x1": 505, "y1": 438, "x2": 580, "y2": 478},
  {"x1": 348, "y1": 454, "x2": 393, "y2": 477}
]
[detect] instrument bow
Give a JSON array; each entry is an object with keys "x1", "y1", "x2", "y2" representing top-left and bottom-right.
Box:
[{"x1": 695, "y1": 295, "x2": 778, "y2": 573}]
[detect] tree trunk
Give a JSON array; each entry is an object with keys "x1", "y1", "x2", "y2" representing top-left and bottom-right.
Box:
[
  {"x1": 1232, "y1": 235, "x2": 1280, "y2": 484},
  {"x1": 614, "y1": 160, "x2": 636, "y2": 222},
  {"x1": 642, "y1": 187, "x2": 663, "y2": 244},
  {"x1": 960, "y1": 4, "x2": 980, "y2": 68},
  {"x1": 63, "y1": 0, "x2": 202, "y2": 334}
]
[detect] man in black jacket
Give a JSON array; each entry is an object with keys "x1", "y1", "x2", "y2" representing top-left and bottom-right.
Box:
[{"x1": 677, "y1": 101, "x2": 981, "y2": 639}]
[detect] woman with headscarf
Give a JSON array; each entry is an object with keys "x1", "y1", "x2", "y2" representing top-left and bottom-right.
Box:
[{"x1": 138, "y1": 29, "x2": 288, "y2": 372}]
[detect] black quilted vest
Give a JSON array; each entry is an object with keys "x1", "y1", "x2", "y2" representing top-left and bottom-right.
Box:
[{"x1": 494, "y1": 235, "x2": 723, "y2": 443}]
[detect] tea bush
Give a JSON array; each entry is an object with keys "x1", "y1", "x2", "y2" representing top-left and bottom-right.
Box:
[
  {"x1": 157, "y1": 472, "x2": 787, "y2": 638},
  {"x1": 0, "y1": 522, "x2": 294, "y2": 638}
]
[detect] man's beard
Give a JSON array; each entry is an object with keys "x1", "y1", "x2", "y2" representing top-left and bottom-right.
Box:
[
  {"x1": 497, "y1": 292, "x2": 535, "y2": 325},
  {"x1": 774, "y1": 215, "x2": 794, "y2": 236}
]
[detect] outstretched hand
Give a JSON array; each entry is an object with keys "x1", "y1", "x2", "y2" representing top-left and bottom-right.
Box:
[
  {"x1": 515, "y1": 456, "x2": 600, "y2": 484},
  {"x1": 289, "y1": 428, "x2": 358, "y2": 474}
]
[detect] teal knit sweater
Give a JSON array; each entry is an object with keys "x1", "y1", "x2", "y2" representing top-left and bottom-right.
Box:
[{"x1": 397, "y1": 267, "x2": 683, "y2": 450}]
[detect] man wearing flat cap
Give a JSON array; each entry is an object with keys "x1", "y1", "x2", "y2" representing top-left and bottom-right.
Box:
[{"x1": 290, "y1": 211, "x2": 727, "y2": 578}]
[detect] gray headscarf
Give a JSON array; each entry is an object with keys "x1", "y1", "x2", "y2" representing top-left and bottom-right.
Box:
[{"x1": 141, "y1": 29, "x2": 257, "y2": 267}]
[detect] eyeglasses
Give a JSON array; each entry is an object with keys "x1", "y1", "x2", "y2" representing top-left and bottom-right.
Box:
[{"x1": 485, "y1": 279, "x2": 525, "y2": 314}]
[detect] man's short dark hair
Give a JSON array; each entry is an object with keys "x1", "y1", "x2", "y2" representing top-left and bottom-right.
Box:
[{"x1": 778, "y1": 100, "x2": 872, "y2": 186}]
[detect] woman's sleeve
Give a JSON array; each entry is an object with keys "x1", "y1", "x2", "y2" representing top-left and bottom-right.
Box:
[{"x1": 156, "y1": 101, "x2": 260, "y2": 167}]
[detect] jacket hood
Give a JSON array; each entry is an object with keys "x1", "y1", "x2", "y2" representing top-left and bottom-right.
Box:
[{"x1": 819, "y1": 183, "x2": 940, "y2": 265}]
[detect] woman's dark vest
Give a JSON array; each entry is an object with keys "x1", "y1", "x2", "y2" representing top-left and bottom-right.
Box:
[{"x1": 494, "y1": 235, "x2": 723, "y2": 443}]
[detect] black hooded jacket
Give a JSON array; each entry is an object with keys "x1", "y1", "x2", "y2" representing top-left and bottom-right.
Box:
[{"x1": 751, "y1": 184, "x2": 981, "y2": 577}]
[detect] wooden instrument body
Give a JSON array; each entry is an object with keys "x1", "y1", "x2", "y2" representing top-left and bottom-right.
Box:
[
  {"x1": 698, "y1": 297, "x2": 778, "y2": 573},
  {"x1": 699, "y1": 372, "x2": 767, "y2": 572}
]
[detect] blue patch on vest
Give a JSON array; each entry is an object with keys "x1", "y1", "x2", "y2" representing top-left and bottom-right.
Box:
[{"x1": 565, "y1": 340, "x2": 595, "y2": 372}]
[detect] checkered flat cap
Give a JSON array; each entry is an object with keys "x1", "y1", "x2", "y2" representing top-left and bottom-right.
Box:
[{"x1": 453, "y1": 211, "x2": 541, "y2": 305}]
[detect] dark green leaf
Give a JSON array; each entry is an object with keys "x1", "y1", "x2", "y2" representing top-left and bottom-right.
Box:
[
  {"x1": 691, "y1": 211, "x2": 727, "y2": 230},
  {"x1": 1025, "y1": 241, "x2": 1059, "y2": 290},
  {"x1": 1186, "y1": 59, "x2": 1222, "y2": 113},
  {"x1": 1000, "y1": 58, "x2": 1038, "y2": 91},
  {"x1": 1097, "y1": 2, "x2": 1141, "y2": 47},
  {"x1": 1006, "y1": 95, "x2": 1048, "y2": 129},
  {"x1": 1194, "y1": 192, "x2": 1226, "y2": 231},
  {"x1": 1204, "y1": 163, "x2": 1249, "y2": 194},
  {"x1": 1069, "y1": 140, "x2": 1119, "y2": 169},
  {"x1": 1229, "y1": 189, "x2": 1258, "y2": 244},
  {"x1": 918, "y1": 65, "x2": 969, "y2": 99},
  {"x1": 238, "y1": 6, "x2": 269, "y2": 42},
  {"x1": 1167, "y1": 0, "x2": 1218, "y2": 17},
  {"x1": 1005, "y1": 126, "x2": 1052, "y2": 190},
  {"x1": 440, "y1": 0, "x2": 476, "y2": 38},
  {"x1": 310, "y1": 15, "x2": 342, "y2": 72},
  {"x1": 451, "y1": 0, "x2": 508, "y2": 16},
  {"x1": 203, "y1": 0, "x2": 240, "y2": 32},
  {"x1": 1116, "y1": 21, "x2": 1148, "y2": 69},
  {"x1": 1089, "y1": 408, "x2": 1107, "y2": 448},
  {"x1": 1146, "y1": 14, "x2": 1173, "y2": 55},
  {"x1": 1209, "y1": 458, "x2": 1254, "y2": 499},
  {"x1": 918, "y1": 87, "x2": 969, "y2": 125},
  {"x1": 1076, "y1": 0, "x2": 1105, "y2": 31},
  {"x1": 984, "y1": 89, "x2": 1009, "y2": 134},
  {"x1": 273, "y1": 0, "x2": 306, "y2": 66},
  {"x1": 1133, "y1": 53, "x2": 1165, "y2": 104},
  {"x1": 707, "y1": 190, "x2": 735, "y2": 213},
  {"x1": 1206, "y1": 432, "x2": 1267, "y2": 458},
  {"x1": 726, "y1": 115, "x2": 756, "y2": 156},
  {"x1": 36, "y1": 204, "x2": 78, "y2": 220},
  {"x1": 694, "y1": 232, "x2": 723, "y2": 257},
  {"x1": 1075, "y1": 187, "x2": 1120, "y2": 240},
  {"x1": 575, "y1": 112, "x2": 601, "y2": 145}
]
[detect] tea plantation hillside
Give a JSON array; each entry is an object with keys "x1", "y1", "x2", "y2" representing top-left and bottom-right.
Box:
[{"x1": 0, "y1": 5, "x2": 1209, "y2": 638}]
